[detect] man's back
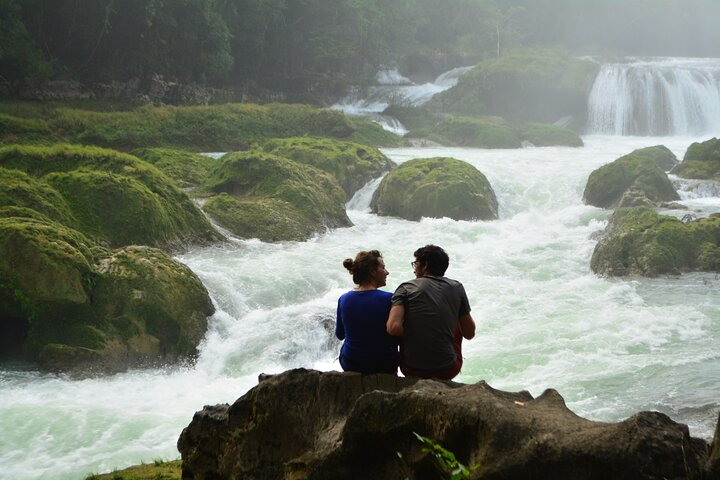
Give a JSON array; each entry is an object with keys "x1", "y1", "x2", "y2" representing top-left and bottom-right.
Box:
[{"x1": 392, "y1": 275, "x2": 470, "y2": 371}]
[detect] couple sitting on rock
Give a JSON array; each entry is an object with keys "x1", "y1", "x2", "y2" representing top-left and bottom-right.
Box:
[{"x1": 335, "y1": 244, "x2": 476, "y2": 380}]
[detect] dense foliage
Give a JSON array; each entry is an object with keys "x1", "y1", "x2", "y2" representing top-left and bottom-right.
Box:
[{"x1": 5, "y1": 0, "x2": 717, "y2": 98}]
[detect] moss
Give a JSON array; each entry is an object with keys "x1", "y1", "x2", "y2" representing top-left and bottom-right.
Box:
[
  {"x1": 348, "y1": 118, "x2": 406, "y2": 147},
  {"x1": 520, "y1": 122, "x2": 583, "y2": 147},
  {"x1": 130, "y1": 147, "x2": 216, "y2": 189},
  {"x1": 0, "y1": 215, "x2": 95, "y2": 320},
  {"x1": 261, "y1": 136, "x2": 395, "y2": 198},
  {"x1": 0, "y1": 112, "x2": 54, "y2": 144},
  {"x1": 205, "y1": 193, "x2": 319, "y2": 242},
  {"x1": 628, "y1": 145, "x2": 678, "y2": 171},
  {"x1": 671, "y1": 137, "x2": 720, "y2": 181},
  {"x1": 583, "y1": 150, "x2": 679, "y2": 208},
  {"x1": 591, "y1": 207, "x2": 720, "y2": 276},
  {"x1": 45, "y1": 170, "x2": 180, "y2": 248},
  {"x1": 425, "y1": 116, "x2": 521, "y2": 148},
  {"x1": 0, "y1": 143, "x2": 222, "y2": 249},
  {"x1": 203, "y1": 150, "x2": 350, "y2": 241},
  {"x1": 371, "y1": 157, "x2": 498, "y2": 221},
  {"x1": 0, "y1": 167, "x2": 77, "y2": 226},
  {"x1": 91, "y1": 246, "x2": 213, "y2": 357},
  {"x1": 85, "y1": 459, "x2": 182, "y2": 480},
  {"x1": 429, "y1": 49, "x2": 598, "y2": 123}
]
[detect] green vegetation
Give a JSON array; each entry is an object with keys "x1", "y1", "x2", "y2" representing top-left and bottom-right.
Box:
[
  {"x1": 583, "y1": 149, "x2": 679, "y2": 208},
  {"x1": 371, "y1": 157, "x2": 498, "y2": 221},
  {"x1": 0, "y1": 103, "x2": 402, "y2": 150},
  {"x1": 671, "y1": 137, "x2": 720, "y2": 181},
  {"x1": 423, "y1": 116, "x2": 521, "y2": 149},
  {"x1": 520, "y1": 122, "x2": 583, "y2": 147},
  {"x1": 0, "y1": 143, "x2": 217, "y2": 372},
  {"x1": 85, "y1": 459, "x2": 181, "y2": 480},
  {"x1": 414, "y1": 433, "x2": 478, "y2": 480},
  {"x1": 591, "y1": 207, "x2": 720, "y2": 277},
  {"x1": 130, "y1": 148, "x2": 216, "y2": 189},
  {"x1": 429, "y1": 49, "x2": 598, "y2": 123},
  {"x1": 261, "y1": 136, "x2": 395, "y2": 198},
  {"x1": 203, "y1": 150, "x2": 351, "y2": 241},
  {"x1": 0, "y1": 143, "x2": 221, "y2": 249}
]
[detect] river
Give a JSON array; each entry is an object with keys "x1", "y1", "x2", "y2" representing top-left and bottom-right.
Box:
[{"x1": 1, "y1": 134, "x2": 718, "y2": 480}]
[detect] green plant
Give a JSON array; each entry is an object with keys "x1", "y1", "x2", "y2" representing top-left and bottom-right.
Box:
[{"x1": 414, "y1": 432, "x2": 478, "y2": 480}]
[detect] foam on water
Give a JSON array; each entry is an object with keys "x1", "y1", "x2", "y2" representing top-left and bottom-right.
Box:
[{"x1": 1, "y1": 136, "x2": 719, "y2": 479}]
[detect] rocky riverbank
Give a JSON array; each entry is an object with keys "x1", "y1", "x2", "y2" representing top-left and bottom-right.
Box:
[{"x1": 178, "y1": 368, "x2": 719, "y2": 479}]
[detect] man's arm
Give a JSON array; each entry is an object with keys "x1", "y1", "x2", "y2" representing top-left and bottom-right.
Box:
[
  {"x1": 458, "y1": 313, "x2": 475, "y2": 339},
  {"x1": 386, "y1": 304, "x2": 405, "y2": 336}
]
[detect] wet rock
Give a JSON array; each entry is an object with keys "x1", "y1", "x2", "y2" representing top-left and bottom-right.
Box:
[
  {"x1": 590, "y1": 206, "x2": 720, "y2": 276},
  {"x1": 371, "y1": 157, "x2": 498, "y2": 221},
  {"x1": 178, "y1": 368, "x2": 710, "y2": 480},
  {"x1": 583, "y1": 148, "x2": 680, "y2": 208}
]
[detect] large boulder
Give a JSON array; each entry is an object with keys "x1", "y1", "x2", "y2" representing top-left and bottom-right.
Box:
[
  {"x1": 0, "y1": 167, "x2": 77, "y2": 226},
  {"x1": 709, "y1": 413, "x2": 720, "y2": 479},
  {"x1": 203, "y1": 151, "x2": 351, "y2": 241},
  {"x1": 671, "y1": 137, "x2": 720, "y2": 181},
  {"x1": 261, "y1": 137, "x2": 396, "y2": 199},
  {"x1": 0, "y1": 143, "x2": 222, "y2": 249},
  {"x1": 428, "y1": 50, "x2": 599, "y2": 125},
  {"x1": 371, "y1": 157, "x2": 498, "y2": 221},
  {"x1": 590, "y1": 207, "x2": 720, "y2": 277},
  {"x1": 178, "y1": 368, "x2": 710, "y2": 480},
  {"x1": 0, "y1": 209, "x2": 214, "y2": 373},
  {"x1": 583, "y1": 149, "x2": 680, "y2": 208}
]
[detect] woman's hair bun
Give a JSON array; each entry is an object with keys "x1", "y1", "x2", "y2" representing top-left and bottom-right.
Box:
[{"x1": 342, "y1": 258, "x2": 354, "y2": 271}]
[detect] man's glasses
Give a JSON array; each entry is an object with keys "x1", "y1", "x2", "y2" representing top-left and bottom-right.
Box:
[{"x1": 411, "y1": 261, "x2": 418, "y2": 269}]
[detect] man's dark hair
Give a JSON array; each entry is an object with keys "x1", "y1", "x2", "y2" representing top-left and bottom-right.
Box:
[{"x1": 413, "y1": 244, "x2": 449, "y2": 276}]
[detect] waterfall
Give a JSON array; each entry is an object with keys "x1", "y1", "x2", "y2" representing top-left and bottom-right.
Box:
[
  {"x1": 331, "y1": 66, "x2": 474, "y2": 133},
  {"x1": 586, "y1": 58, "x2": 720, "y2": 136}
]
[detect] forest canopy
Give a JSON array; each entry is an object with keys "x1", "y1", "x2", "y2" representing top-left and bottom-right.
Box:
[{"x1": 2, "y1": 0, "x2": 719, "y2": 97}]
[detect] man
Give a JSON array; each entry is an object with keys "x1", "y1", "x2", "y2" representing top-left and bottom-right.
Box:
[{"x1": 386, "y1": 244, "x2": 475, "y2": 380}]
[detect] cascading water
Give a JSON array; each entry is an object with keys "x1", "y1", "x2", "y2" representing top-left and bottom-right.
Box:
[
  {"x1": 586, "y1": 57, "x2": 720, "y2": 136},
  {"x1": 331, "y1": 66, "x2": 473, "y2": 134}
]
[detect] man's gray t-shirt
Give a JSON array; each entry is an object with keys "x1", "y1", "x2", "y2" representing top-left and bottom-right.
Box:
[{"x1": 391, "y1": 275, "x2": 471, "y2": 371}]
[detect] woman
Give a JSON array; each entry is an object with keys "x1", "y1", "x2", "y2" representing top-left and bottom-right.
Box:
[{"x1": 336, "y1": 250, "x2": 398, "y2": 374}]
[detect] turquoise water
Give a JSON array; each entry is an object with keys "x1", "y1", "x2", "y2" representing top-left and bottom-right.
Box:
[{"x1": 1, "y1": 136, "x2": 718, "y2": 479}]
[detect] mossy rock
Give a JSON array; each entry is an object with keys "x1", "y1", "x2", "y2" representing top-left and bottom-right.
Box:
[
  {"x1": 261, "y1": 137, "x2": 395, "y2": 198},
  {"x1": 371, "y1": 157, "x2": 498, "y2": 221},
  {"x1": 0, "y1": 143, "x2": 222, "y2": 249},
  {"x1": 45, "y1": 170, "x2": 181, "y2": 248},
  {"x1": 629, "y1": 145, "x2": 679, "y2": 171},
  {"x1": 428, "y1": 49, "x2": 598, "y2": 124},
  {"x1": 131, "y1": 147, "x2": 216, "y2": 189},
  {"x1": 204, "y1": 194, "x2": 321, "y2": 242},
  {"x1": 203, "y1": 151, "x2": 351, "y2": 241},
  {"x1": 0, "y1": 215, "x2": 95, "y2": 312},
  {"x1": 591, "y1": 206, "x2": 720, "y2": 276},
  {"x1": 520, "y1": 123, "x2": 583, "y2": 147},
  {"x1": 671, "y1": 137, "x2": 720, "y2": 181},
  {"x1": 425, "y1": 116, "x2": 521, "y2": 148},
  {"x1": 583, "y1": 150, "x2": 679, "y2": 208},
  {"x1": 0, "y1": 167, "x2": 77, "y2": 226},
  {"x1": 3, "y1": 235, "x2": 214, "y2": 373}
]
